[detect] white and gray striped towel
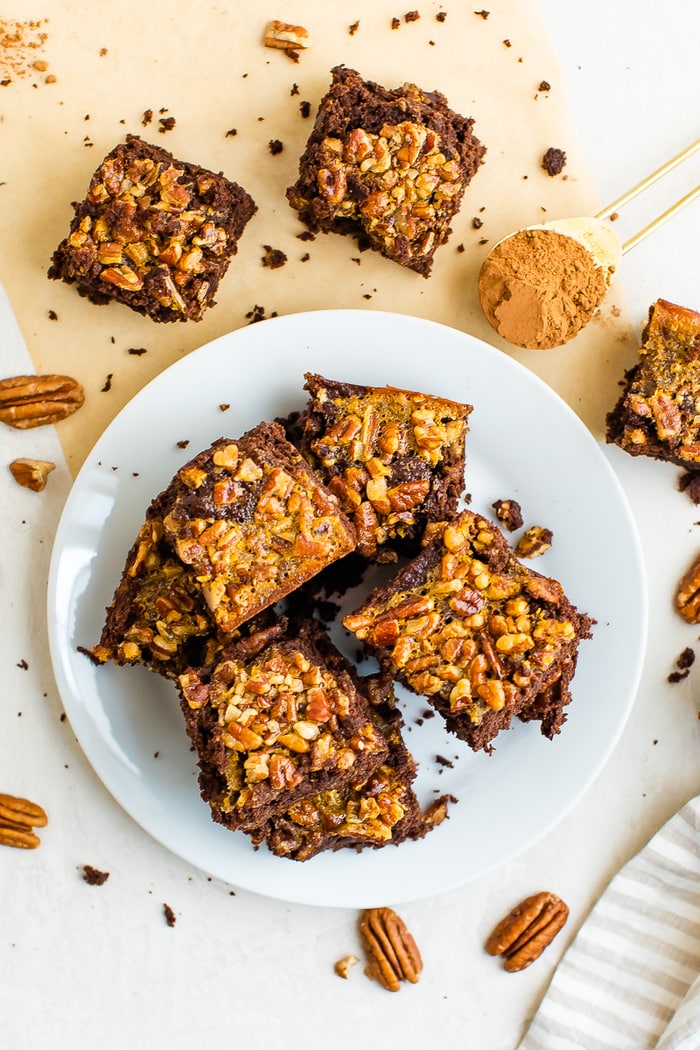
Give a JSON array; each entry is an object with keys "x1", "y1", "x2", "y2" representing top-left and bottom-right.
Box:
[{"x1": 520, "y1": 795, "x2": 700, "y2": 1050}]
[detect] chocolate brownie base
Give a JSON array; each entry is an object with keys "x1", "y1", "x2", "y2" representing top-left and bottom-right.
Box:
[
  {"x1": 297, "y1": 373, "x2": 471, "y2": 562},
  {"x1": 286, "y1": 66, "x2": 485, "y2": 276},
  {"x1": 49, "y1": 135, "x2": 256, "y2": 322},
  {"x1": 606, "y1": 299, "x2": 700, "y2": 468},
  {"x1": 177, "y1": 618, "x2": 389, "y2": 831},
  {"x1": 344, "y1": 509, "x2": 592, "y2": 752}
]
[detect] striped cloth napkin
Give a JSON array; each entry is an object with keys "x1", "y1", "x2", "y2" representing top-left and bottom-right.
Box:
[{"x1": 520, "y1": 795, "x2": 700, "y2": 1049}]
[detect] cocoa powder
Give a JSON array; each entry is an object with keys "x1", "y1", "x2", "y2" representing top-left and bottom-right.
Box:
[{"x1": 478, "y1": 227, "x2": 607, "y2": 350}]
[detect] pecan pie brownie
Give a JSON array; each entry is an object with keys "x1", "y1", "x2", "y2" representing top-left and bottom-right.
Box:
[
  {"x1": 343, "y1": 509, "x2": 592, "y2": 752},
  {"x1": 606, "y1": 299, "x2": 700, "y2": 467},
  {"x1": 297, "y1": 373, "x2": 471, "y2": 561},
  {"x1": 286, "y1": 66, "x2": 485, "y2": 276},
  {"x1": 49, "y1": 135, "x2": 256, "y2": 322},
  {"x1": 177, "y1": 618, "x2": 389, "y2": 831}
]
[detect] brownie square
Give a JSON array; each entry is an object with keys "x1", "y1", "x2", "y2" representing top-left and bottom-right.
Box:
[
  {"x1": 297, "y1": 373, "x2": 471, "y2": 561},
  {"x1": 177, "y1": 619, "x2": 389, "y2": 831},
  {"x1": 49, "y1": 135, "x2": 256, "y2": 322},
  {"x1": 160, "y1": 422, "x2": 358, "y2": 634},
  {"x1": 343, "y1": 509, "x2": 592, "y2": 752},
  {"x1": 606, "y1": 299, "x2": 700, "y2": 468},
  {"x1": 286, "y1": 66, "x2": 485, "y2": 276}
]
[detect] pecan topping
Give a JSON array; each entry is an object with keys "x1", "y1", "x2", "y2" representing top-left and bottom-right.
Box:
[
  {"x1": 9, "y1": 458, "x2": 56, "y2": 491},
  {"x1": 0, "y1": 374, "x2": 84, "y2": 429},
  {"x1": 485, "y1": 891, "x2": 568, "y2": 972},
  {"x1": 676, "y1": 552, "x2": 700, "y2": 623},
  {"x1": 359, "y1": 907, "x2": 423, "y2": 991},
  {"x1": 0, "y1": 792, "x2": 48, "y2": 850}
]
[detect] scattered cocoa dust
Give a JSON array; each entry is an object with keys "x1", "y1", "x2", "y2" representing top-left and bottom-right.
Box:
[
  {"x1": 478, "y1": 227, "x2": 607, "y2": 350},
  {"x1": 0, "y1": 19, "x2": 48, "y2": 82}
]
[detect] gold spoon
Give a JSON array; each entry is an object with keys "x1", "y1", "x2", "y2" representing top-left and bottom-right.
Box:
[{"x1": 478, "y1": 138, "x2": 700, "y2": 350}]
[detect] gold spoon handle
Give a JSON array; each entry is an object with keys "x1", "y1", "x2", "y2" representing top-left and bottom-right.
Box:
[
  {"x1": 596, "y1": 137, "x2": 700, "y2": 220},
  {"x1": 622, "y1": 183, "x2": 700, "y2": 254}
]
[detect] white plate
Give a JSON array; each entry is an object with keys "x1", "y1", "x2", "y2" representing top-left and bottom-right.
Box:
[{"x1": 47, "y1": 309, "x2": 647, "y2": 908}]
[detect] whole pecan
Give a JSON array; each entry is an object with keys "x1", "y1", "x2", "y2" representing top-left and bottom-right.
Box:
[
  {"x1": 0, "y1": 374, "x2": 84, "y2": 429},
  {"x1": 359, "y1": 906, "x2": 423, "y2": 991},
  {"x1": 485, "y1": 891, "x2": 568, "y2": 972},
  {"x1": 0, "y1": 792, "x2": 48, "y2": 850}
]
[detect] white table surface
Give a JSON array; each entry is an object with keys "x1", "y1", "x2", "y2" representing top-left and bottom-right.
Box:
[{"x1": 3, "y1": 3, "x2": 700, "y2": 1047}]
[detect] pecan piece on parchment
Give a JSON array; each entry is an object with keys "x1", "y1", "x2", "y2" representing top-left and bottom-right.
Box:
[
  {"x1": 485, "y1": 891, "x2": 568, "y2": 972},
  {"x1": 0, "y1": 374, "x2": 84, "y2": 429},
  {"x1": 359, "y1": 906, "x2": 423, "y2": 991},
  {"x1": 676, "y1": 552, "x2": 700, "y2": 623},
  {"x1": 9, "y1": 458, "x2": 56, "y2": 491},
  {"x1": 0, "y1": 792, "x2": 48, "y2": 850}
]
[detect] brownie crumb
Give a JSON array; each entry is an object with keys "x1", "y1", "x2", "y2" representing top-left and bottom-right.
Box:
[
  {"x1": 436, "y1": 11, "x2": 447, "y2": 21},
  {"x1": 127, "y1": 346, "x2": 147, "y2": 356},
  {"x1": 82, "y1": 864, "x2": 110, "y2": 886},
  {"x1": 225, "y1": 127, "x2": 238, "y2": 138},
  {"x1": 101, "y1": 373, "x2": 113, "y2": 392},
  {"x1": 163, "y1": 902, "x2": 176, "y2": 927},
  {"x1": 176, "y1": 439, "x2": 190, "y2": 449},
  {"x1": 472, "y1": 217, "x2": 483, "y2": 229},
  {"x1": 503, "y1": 38, "x2": 512, "y2": 47},
  {"x1": 609, "y1": 211, "x2": 619, "y2": 222},
  {"x1": 219, "y1": 403, "x2": 230, "y2": 412},
  {"x1": 158, "y1": 116, "x2": 176, "y2": 133},
  {"x1": 290, "y1": 82, "x2": 299, "y2": 96},
  {"x1": 296, "y1": 230, "x2": 315, "y2": 242},
  {"x1": 492, "y1": 498, "x2": 523, "y2": 532},
  {"x1": 391, "y1": 17, "x2": 401, "y2": 29},
  {"x1": 268, "y1": 138, "x2": 284, "y2": 155},
  {"x1": 77, "y1": 644, "x2": 102, "y2": 666},
  {"x1": 60, "y1": 712, "x2": 66, "y2": 722},
  {"x1": 16, "y1": 658, "x2": 28, "y2": 670},
  {"x1": 474, "y1": 9, "x2": 489, "y2": 18},
  {"x1": 679, "y1": 472, "x2": 700, "y2": 505},
  {"x1": 435, "y1": 754, "x2": 454, "y2": 768},
  {"x1": 456, "y1": 243, "x2": 465, "y2": 253},
  {"x1": 262, "y1": 245, "x2": 288, "y2": 269},
  {"x1": 301, "y1": 252, "x2": 310, "y2": 262},
  {"x1": 405, "y1": 10, "x2": 420, "y2": 22},
  {"x1": 48, "y1": 309, "x2": 58, "y2": 321},
  {"x1": 299, "y1": 100, "x2": 311, "y2": 118},
  {"x1": 539, "y1": 80, "x2": 551, "y2": 91},
  {"x1": 348, "y1": 20, "x2": 360, "y2": 35},
  {"x1": 542, "y1": 147, "x2": 567, "y2": 176},
  {"x1": 141, "y1": 108, "x2": 153, "y2": 126},
  {"x1": 246, "y1": 304, "x2": 273, "y2": 324}
]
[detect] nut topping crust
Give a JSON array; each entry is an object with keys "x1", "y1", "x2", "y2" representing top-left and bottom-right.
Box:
[{"x1": 485, "y1": 891, "x2": 569, "y2": 972}]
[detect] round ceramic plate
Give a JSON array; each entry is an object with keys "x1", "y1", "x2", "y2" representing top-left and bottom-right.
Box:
[{"x1": 47, "y1": 310, "x2": 647, "y2": 908}]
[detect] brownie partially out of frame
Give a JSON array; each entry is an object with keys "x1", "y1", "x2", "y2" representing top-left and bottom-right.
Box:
[
  {"x1": 160, "y1": 422, "x2": 358, "y2": 635},
  {"x1": 297, "y1": 373, "x2": 471, "y2": 561},
  {"x1": 286, "y1": 66, "x2": 485, "y2": 276},
  {"x1": 344, "y1": 509, "x2": 592, "y2": 753},
  {"x1": 177, "y1": 618, "x2": 389, "y2": 831},
  {"x1": 49, "y1": 135, "x2": 256, "y2": 322},
  {"x1": 606, "y1": 299, "x2": 700, "y2": 468}
]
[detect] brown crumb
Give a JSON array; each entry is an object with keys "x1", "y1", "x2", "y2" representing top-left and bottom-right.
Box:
[
  {"x1": 679, "y1": 472, "x2": 700, "y2": 505},
  {"x1": 99, "y1": 47, "x2": 108, "y2": 56},
  {"x1": 436, "y1": 11, "x2": 447, "y2": 21},
  {"x1": 492, "y1": 498, "x2": 523, "y2": 532},
  {"x1": 101, "y1": 373, "x2": 113, "y2": 393},
  {"x1": 268, "y1": 138, "x2": 284, "y2": 155},
  {"x1": 142, "y1": 108, "x2": 153, "y2": 126},
  {"x1": 176, "y1": 439, "x2": 190, "y2": 449},
  {"x1": 609, "y1": 211, "x2": 619, "y2": 221},
  {"x1": 474, "y1": 9, "x2": 489, "y2": 18},
  {"x1": 48, "y1": 309, "x2": 58, "y2": 321},
  {"x1": 262, "y1": 245, "x2": 288, "y2": 269},
  {"x1": 219, "y1": 403, "x2": 230, "y2": 412},
  {"x1": 290, "y1": 82, "x2": 299, "y2": 95},
  {"x1": 472, "y1": 217, "x2": 483, "y2": 229},
  {"x1": 405, "y1": 10, "x2": 420, "y2": 21},
  {"x1": 456, "y1": 243, "x2": 465, "y2": 253},
  {"x1": 542, "y1": 147, "x2": 567, "y2": 176},
  {"x1": 300, "y1": 252, "x2": 310, "y2": 262},
  {"x1": 391, "y1": 17, "x2": 401, "y2": 29},
  {"x1": 225, "y1": 127, "x2": 238, "y2": 138},
  {"x1": 503, "y1": 38, "x2": 511, "y2": 47},
  {"x1": 296, "y1": 230, "x2": 315, "y2": 242},
  {"x1": 82, "y1": 864, "x2": 109, "y2": 886},
  {"x1": 127, "y1": 346, "x2": 147, "y2": 356},
  {"x1": 435, "y1": 754, "x2": 454, "y2": 769},
  {"x1": 163, "y1": 902, "x2": 176, "y2": 927},
  {"x1": 348, "y1": 20, "x2": 360, "y2": 34},
  {"x1": 538, "y1": 80, "x2": 551, "y2": 91},
  {"x1": 299, "y1": 100, "x2": 311, "y2": 118},
  {"x1": 158, "y1": 116, "x2": 176, "y2": 133},
  {"x1": 16, "y1": 658, "x2": 28, "y2": 670}
]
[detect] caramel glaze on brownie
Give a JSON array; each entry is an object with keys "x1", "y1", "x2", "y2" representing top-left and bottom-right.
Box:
[
  {"x1": 49, "y1": 135, "x2": 256, "y2": 322},
  {"x1": 344, "y1": 509, "x2": 592, "y2": 752},
  {"x1": 297, "y1": 373, "x2": 471, "y2": 562},
  {"x1": 606, "y1": 299, "x2": 700, "y2": 468},
  {"x1": 286, "y1": 66, "x2": 485, "y2": 276},
  {"x1": 177, "y1": 618, "x2": 389, "y2": 831}
]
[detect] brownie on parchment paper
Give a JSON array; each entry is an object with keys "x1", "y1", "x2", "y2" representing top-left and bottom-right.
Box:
[
  {"x1": 286, "y1": 66, "x2": 485, "y2": 276},
  {"x1": 49, "y1": 135, "x2": 256, "y2": 322}
]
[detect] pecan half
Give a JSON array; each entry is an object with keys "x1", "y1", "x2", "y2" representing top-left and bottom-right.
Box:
[
  {"x1": 359, "y1": 907, "x2": 423, "y2": 991},
  {"x1": 0, "y1": 374, "x2": 84, "y2": 429},
  {"x1": 9, "y1": 458, "x2": 56, "y2": 491},
  {"x1": 676, "y1": 553, "x2": 700, "y2": 623},
  {"x1": 485, "y1": 891, "x2": 568, "y2": 972},
  {"x1": 0, "y1": 792, "x2": 48, "y2": 850}
]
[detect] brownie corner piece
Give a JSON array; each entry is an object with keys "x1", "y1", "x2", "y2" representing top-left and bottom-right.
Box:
[
  {"x1": 177, "y1": 619, "x2": 389, "y2": 832},
  {"x1": 286, "y1": 65, "x2": 485, "y2": 276},
  {"x1": 343, "y1": 509, "x2": 592, "y2": 753},
  {"x1": 606, "y1": 298, "x2": 700, "y2": 466},
  {"x1": 298, "y1": 372, "x2": 471, "y2": 561},
  {"x1": 48, "y1": 134, "x2": 256, "y2": 322}
]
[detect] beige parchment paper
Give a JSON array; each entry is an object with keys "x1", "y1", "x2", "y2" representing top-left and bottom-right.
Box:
[{"x1": 0, "y1": 0, "x2": 638, "y2": 474}]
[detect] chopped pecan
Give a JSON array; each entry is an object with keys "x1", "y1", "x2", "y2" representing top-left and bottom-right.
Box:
[
  {"x1": 492, "y1": 498, "x2": 523, "y2": 532},
  {"x1": 334, "y1": 954, "x2": 360, "y2": 979},
  {"x1": 676, "y1": 552, "x2": 700, "y2": 623},
  {"x1": 0, "y1": 792, "x2": 48, "y2": 850},
  {"x1": 263, "y1": 20, "x2": 311, "y2": 50},
  {"x1": 485, "y1": 891, "x2": 568, "y2": 972},
  {"x1": 9, "y1": 458, "x2": 56, "y2": 491},
  {"x1": 515, "y1": 525, "x2": 553, "y2": 559},
  {"x1": 359, "y1": 906, "x2": 423, "y2": 991},
  {"x1": 0, "y1": 374, "x2": 84, "y2": 429}
]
